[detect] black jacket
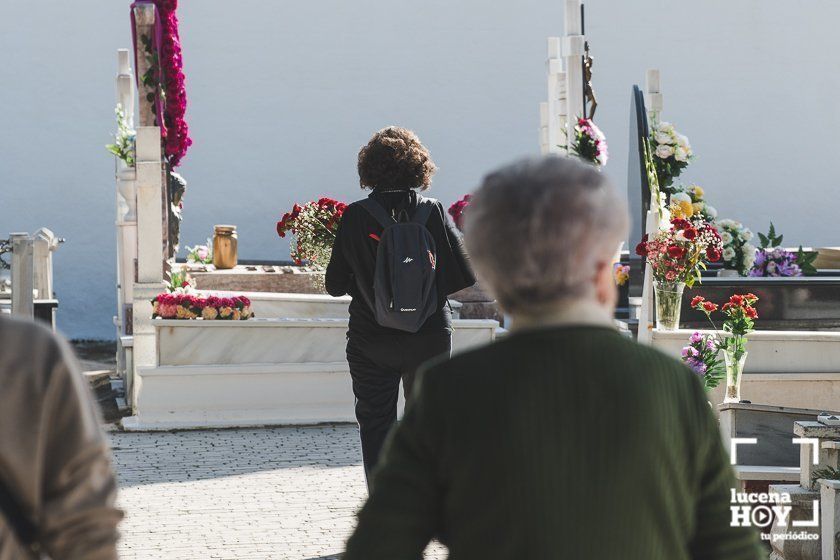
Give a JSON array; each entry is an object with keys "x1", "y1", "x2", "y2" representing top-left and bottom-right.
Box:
[{"x1": 325, "y1": 189, "x2": 475, "y2": 336}]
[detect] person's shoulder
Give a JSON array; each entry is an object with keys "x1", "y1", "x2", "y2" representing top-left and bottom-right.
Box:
[
  {"x1": 418, "y1": 334, "x2": 522, "y2": 387},
  {"x1": 0, "y1": 315, "x2": 69, "y2": 387}
]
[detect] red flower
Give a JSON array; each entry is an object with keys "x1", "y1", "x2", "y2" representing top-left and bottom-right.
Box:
[
  {"x1": 706, "y1": 247, "x2": 721, "y2": 262},
  {"x1": 729, "y1": 294, "x2": 744, "y2": 307},
  {"x1": 690, "y1": 296, "x2": 705, "y2": 308},
  {"x1": 745, "y1": 306, "x2": 758, "y2": 319},
  {"x1": 668, "y1": 245, "x2": 686, "y2": 259},
  {"x1": 635, "y1": 234, "x2": 649, "y2": 257},
  {"x1": 671, "y1": 218, "x2": 690, "y2": 231},
  {"x1": 683, "y1": 228, "x2": 697, "y2": 240},
  {"x1": 702, "y1": 301, "x2": 719, "y2": 313}
]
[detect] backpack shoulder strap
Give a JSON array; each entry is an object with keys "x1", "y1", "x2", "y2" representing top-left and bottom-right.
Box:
[
  {"x1": 411, "y1": 197, "x2": 437, "y2": 226},
  {"x1": 358, "y1": 197, "x2": 397, "y2": 229}
]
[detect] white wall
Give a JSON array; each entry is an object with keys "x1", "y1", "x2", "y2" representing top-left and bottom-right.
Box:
[{"x1": 1, "y1": 0, "x2": 838, "y2": 339}]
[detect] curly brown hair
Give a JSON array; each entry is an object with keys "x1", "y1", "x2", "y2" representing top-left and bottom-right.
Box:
[{"x1": 357, "y1": 127, "x2": 437, "y2": 191}]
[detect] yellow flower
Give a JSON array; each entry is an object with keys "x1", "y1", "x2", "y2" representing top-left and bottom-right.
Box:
[
  {"x1": 692, "y1": 202, "x2": 704, "y2": 214},
  {"x1": 670, "y1": 200, "x2": 694, "y2": 219},
  {"x1": 691, "y1": 185, "x2": 704, "y2": 199}
]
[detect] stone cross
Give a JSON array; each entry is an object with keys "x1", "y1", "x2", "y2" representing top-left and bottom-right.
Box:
[{"x1": 541, "y1": 0, "x2": 586, "y2": 155}]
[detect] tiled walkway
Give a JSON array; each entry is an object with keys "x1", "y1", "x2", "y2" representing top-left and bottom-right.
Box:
[{"x1": 112, "y1": 425, "x2": 446, "y2": 559}]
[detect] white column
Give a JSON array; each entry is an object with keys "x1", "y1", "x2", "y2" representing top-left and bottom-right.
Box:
[
  {"x1": 645, "y1": 69, "x2": 663, "y2": 126},
  {"x1": 538, "y1": 102, "x2": 550, "y2": 155},
  {"x1": 10, "y1": 233, "x2": 34, "y2": 319},
  {"x1": 562, "y1": 0, "x2": 585, "y2": 147},
  {"x1": 131, "y1": 126, "x2": 165, "y2": 407},
  {"x1": 32, "y1": 228, "x2": 58, "y2": 300},
  {"x1": 545, "y1": 37, "x2": 567, "y2": 154},
  {"x1": 636, "y1": 209, "x2": 660, "y2": 344},
  {"x1": 115, "y1": 48, "x2": 138, "y2": 344}
]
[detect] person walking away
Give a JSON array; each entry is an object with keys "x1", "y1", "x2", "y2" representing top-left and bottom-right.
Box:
[
  {"x1": 325, "y1": 126, "x2": 475, "y2": 484},
  {"x1": 344, "y1": 156, "x2": 762, "y2": 559}
]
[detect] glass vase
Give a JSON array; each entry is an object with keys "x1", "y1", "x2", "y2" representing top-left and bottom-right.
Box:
[
  {"x1": 654, "y1": 281, "x2": 685, "y2": 330},
  {"x1": 723, "y1": 349, "x2": 748, "y2": 404}
]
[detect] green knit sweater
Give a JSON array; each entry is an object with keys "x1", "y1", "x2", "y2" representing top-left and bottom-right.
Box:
[{"x1": 344, "y1": 326, "x2": 761, "y2": 559}]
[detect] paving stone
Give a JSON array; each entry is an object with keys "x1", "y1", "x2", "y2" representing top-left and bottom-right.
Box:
[{"x1": 112, "y1": 425, "x2": 446, "y2": 559}]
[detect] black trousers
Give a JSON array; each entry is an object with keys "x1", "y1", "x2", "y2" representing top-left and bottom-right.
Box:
[{"x1": 346, "y1": 330, "x2": 452, "y2": 485}]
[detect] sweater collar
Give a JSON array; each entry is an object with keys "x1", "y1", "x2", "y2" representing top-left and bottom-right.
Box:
[{"x1": 509, "y1": 300, "x2": 616, "y2": 333}]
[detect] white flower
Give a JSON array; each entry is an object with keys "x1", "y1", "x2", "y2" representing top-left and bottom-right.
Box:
[
  {"x1": 654, "y1": 131, "x2": 674, "y2": 145},
  {"x1": 657, "y1": 122, "x2": 675, "y2": 134},
  {"x1": 740, "y1": 229, "x2": 753, "y2": 241},
  {"x1": 676, "y1": 134, "x2": 690, "y2": 148},
  {"x1": 655, "y1": 144, "x2": 675, "y2": 159},
  {"x1": 721, "y1": 231, "x2": 733, "y2": 245},
  {"x1": 718, "y1": 219, "x2": 736, "y2": 229},
  {"x1": 723, "y1": 247, "x2": 736, "y2": 261},
  {"x1": 671, "y1": 192, "x2": 692, "y2": 204},
  {"x1": 705, "y1": 205, "x2": 717, "y2": 219},
  {"x1": 674, "y1": 146, "x2": 688, "y2": 162}
]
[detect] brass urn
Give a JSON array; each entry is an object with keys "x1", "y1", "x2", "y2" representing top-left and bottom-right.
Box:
[{"x1": 212, "y1": 225, "x2": 238, "y2": 269}]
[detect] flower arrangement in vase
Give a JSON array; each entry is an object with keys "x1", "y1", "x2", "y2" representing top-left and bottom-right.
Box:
[
  {"x1": 681, "y1": 331, "x2": 725, "y2": 390},
  {"x1": 448, "y1": 194, "x2": 471, "y2": 232},
  {"x1": 650, "y1": 121, "x2": 692, "y2": 193},
  {"x1": 635, "y1": 217, "x2": 722, "y2": 330},
  {"x1": 106, "y1": 104, "x2": 136, "y2": 167},
  {"x1": 690, "y1": 293, "x2": 759, "y2": 403},
  {"x1": 569, "y1": 118, "x2": 608, "y2": 167},
  {"x1": 716, "y1": 220, "x2": 756, "y2": 276},
  {"x1": 276, "y1": 198, "x2": 347, "y2": 268},
  {"x1": 152, "y1": 293, "x2": 253, "y2": 320}
]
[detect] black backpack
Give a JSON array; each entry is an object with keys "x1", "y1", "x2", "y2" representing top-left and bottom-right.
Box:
[{"x1": 358, "y1": 195, "x2": 439, "y2": 333}]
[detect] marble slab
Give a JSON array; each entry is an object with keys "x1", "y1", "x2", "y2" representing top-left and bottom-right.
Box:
[
  {"x1": 156, "y1": 318, "x2": 498, "y2": 366},
  {"x1": 651, "y1": 329, "x2": 840, "y2": 374}
]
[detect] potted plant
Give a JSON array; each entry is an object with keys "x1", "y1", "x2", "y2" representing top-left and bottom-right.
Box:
[
  {"x1": 636, "y1": 217, "x2": 722, "y2": 330},
  {"x1": 276, "y1": 198, "x2": 347, "y2": 269},
  {"x1": 690, "y1": 293, "x2": 759, "y2": 403}
]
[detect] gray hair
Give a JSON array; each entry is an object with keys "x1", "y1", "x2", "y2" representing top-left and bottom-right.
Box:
[{"x1": 464, "y1": 156, "x2": 628, "y2": 315}]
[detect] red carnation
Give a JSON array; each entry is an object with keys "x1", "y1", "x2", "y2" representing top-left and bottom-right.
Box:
[
  {"x1": 702, "y1": 301, "x2": 719, "y2": 313},
  {"x1": 683, "y1": 228, "x2": 697, "y2": 240},
  {"x1": 667, "y1": 245, "x2": 686, "y2": 259},
  {"x1": 706, "y1": 247, "x2": 721, "y2": 262},
  {"x1": 745, "y1": 306, "x2": 758, "y2": 319},
  {"x1": 729, "y1": 295, "x2": 744, "y2": 307},
  {"x1": 690, "y1": 296, "x2": 705, "y2": 308}
]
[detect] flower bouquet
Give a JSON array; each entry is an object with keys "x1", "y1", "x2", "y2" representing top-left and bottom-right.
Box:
[
  {"x1": 650, "y1": 121, "x2": 692, "y2": 192},
  {"x1": 613, "y1": 263, "x2": 630, "y2": 287},
  {"x1": 681, "y1": 331, "x2": 725, "y2": 390},
  {"x1": 691, "y1": 294, "x2": 759, "y2": 403},
  {"x1": 669, "y1": 184, "x2": 717, "y2": 222},
  {"x1": 276, "y1": 198, "x2": 347, "y2": 268},
  {"x1": 717, "y1": 220, "x2": 756, "y2": 276},
  {"x1": 106, "y1": 104, "x2": 136, "y2": 167},
  {"x1": 152, "y1": 293, "x2": 253, "y2": 321},
  {"x1": 635, "y1": 217, "x2": 722, "y2": 329},
  {"x1": 569, "y1": 118, "x2": 608, "y2": 167},
  {"x1": 448, "y1": 194, "x2": 471, "y2": 232},
  {"x1": 185, "y1": 240, "x2": 213, "y2": 265},
  {"x1": 749, "y1": 223, "x2": 817, "y2": 277}
]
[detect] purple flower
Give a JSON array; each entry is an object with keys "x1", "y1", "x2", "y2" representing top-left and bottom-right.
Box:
[{"x1": 689, "y1": 331, "x2": 704, "y2": 345}]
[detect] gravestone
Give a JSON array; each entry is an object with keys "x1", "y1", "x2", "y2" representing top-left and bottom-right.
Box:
[{"x1": 626, "y1": 85, "x2": 650, "y2": 302}]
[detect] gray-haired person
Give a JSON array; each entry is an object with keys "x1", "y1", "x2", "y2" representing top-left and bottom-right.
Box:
[
  {"x1": 0, "y1": 316, "x2": 122, "y2": 559},
  {"x1": 344, "y1": 156, "x2": 761, "y2": 559}
]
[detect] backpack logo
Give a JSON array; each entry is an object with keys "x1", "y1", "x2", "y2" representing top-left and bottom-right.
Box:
[
  {"x1": 428, "y1": 250, "x2": 436, "y2": 270},
  {"x1": 403, "y1": 257, "x2": 414, "y2": 264}
]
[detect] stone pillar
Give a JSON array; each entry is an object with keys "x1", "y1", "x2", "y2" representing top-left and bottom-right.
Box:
[
  {"x1": 131, "y1": 126, "x2": 165, "y2": 408},
  {"x1": 9, "y1": 233, "x2": 34, "y2": 318},
  {"x1": 132, "y1": 3, "x2": 158, "y2": 128},
  {"x1": 645, "y1": 69, "x2": 663, "y2": 126},
  {"x1": 821, "y1": 479, "x2": 840, "y2": 560},
  {"x1": 562, "y1": 0, "x2": 585, "y2": 146},
  {"x1": 636, "y1": 209, "x2": 659, "y2": 343},
  {"x1": 32, "y1": 228, "x2": 58, "y2": 300},
  {"x1": 545, "y1": 37, "x2": 567, "y2": 154},
  {"x1": 115, "y1": 48, "x2": 138, "y2": 342}
]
